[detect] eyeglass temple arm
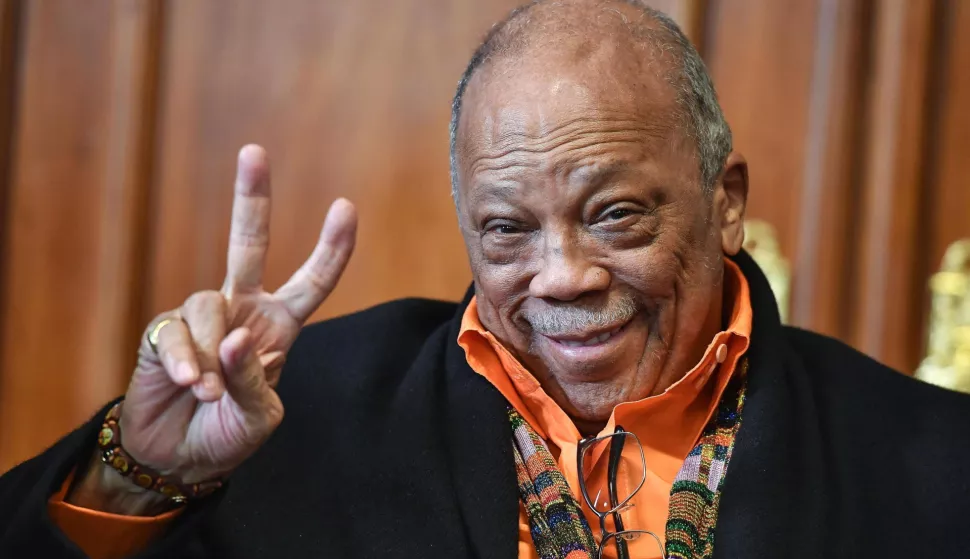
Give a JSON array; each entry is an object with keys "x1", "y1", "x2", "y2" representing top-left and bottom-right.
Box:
[
  {"x1": 608, "y1": 427, "x2": 630, "y2": 559},
  {"x1": 607, "y1": 427, "x2": 627, "y2": 509}
]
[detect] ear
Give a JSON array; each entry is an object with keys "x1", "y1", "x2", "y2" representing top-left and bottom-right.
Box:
[{"x1": 715, "y1": 152, "x2": 748, "y2": 255}]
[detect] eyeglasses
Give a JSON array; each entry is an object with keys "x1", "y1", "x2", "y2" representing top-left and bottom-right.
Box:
[{"x1": 577, "y1": 426, "x2": 666, "y2": 559}]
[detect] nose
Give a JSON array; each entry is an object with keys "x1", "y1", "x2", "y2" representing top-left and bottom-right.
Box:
[{"x1": 529, "y1": 233, "x2": 610, "y2": 301}]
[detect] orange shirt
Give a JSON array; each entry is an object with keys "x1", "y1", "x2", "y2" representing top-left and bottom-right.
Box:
[{"x1": 48, "y1": 259, "x2": 751, "y2": 559}]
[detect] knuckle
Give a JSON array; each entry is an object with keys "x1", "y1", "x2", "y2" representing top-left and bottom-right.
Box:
[
  {"x1": 181, "y1": 291, "x2": 228, "y2": 345},
  {"x1": 229, "y1": 231, "x2": 269, "y2": 249},
  {"x1": 183, "y1": 290, "x2": 225, "y2": 314}
]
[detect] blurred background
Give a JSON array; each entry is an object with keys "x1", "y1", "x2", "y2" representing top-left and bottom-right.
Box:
[{"x1": 1, "y1": 0, "x2": 968, "y2": 474}]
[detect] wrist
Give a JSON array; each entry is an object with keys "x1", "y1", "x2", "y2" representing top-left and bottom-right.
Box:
[
  {"x1": 99, "y1": 401, "x2": 224, "y2": 502},
  {"x1": 66, "y1": 451, "x2": 180, "y2": 517}
]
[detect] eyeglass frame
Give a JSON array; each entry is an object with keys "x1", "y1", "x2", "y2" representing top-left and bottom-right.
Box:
[{"x1": 577, "y1": 426, "x2": 666, "y2": 559}]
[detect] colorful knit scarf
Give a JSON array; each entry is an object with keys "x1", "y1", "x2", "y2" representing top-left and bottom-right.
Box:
[{"x1": 511, "y1": 361, "x2": 748, "y2": 559}]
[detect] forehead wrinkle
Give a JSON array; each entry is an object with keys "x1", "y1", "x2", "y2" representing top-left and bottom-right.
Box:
[
  {"x1": 509, "y1": 112, "x2": 671, "y2": 142},
  {"x1": 469, "y1": 154, "x2": 539, "y2": 177},
  {"x1": 468, "y1": 113, "x2": 670, "y2": 165},
  {"x1": 468, "y1": 135, "x2": 642, "y2": 180},
  {"x1": 468, "y1": 119, "x2": 669, "y2": 175}
]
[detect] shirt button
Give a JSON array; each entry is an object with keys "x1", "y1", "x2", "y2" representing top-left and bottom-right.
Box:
[{"x1": 716, "y1": 343, "x2": 728, "y2": 363}]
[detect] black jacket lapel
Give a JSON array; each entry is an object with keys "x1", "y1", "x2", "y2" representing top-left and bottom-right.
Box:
[
  {"x1": 714, "y1": 251, "x2": 830, "y2": 559},
  {"x1": 441, "y1": 287, "x2": 520, "y2": 559}
]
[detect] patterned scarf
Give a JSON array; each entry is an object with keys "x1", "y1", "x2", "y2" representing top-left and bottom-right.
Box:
[{"x1": 511, "y1": 361, "x2": 748, "y2": 559}]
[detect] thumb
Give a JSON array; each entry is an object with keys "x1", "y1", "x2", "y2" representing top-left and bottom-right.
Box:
[{"x1": 219, "y1": 327, "x2": 275, "y2": 413}]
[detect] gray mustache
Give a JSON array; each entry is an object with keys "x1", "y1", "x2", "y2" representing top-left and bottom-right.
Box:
[{"x1": 523, "y1": 297, "x2": 638, "y2": 336}]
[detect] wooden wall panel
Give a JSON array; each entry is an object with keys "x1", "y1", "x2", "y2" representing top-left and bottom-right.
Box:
[
  {"x1": 0, "y1": 0, "x2": 21, "y2": 419},
  {"x1": 789, "y1": 0, "x2": 869, "y2": 339},
  {"x1": 0, "y1": 0, "x2": 161, "y2": 473},
  {"x1": 0, "y1": 0, "x2": 20, "y2": 304},
  {"x1": 850, "y1": 0, "x2": 936, "y2": 373},
  {"x1": 925, "y1": 0, "x2": 970, "y2": 280}
]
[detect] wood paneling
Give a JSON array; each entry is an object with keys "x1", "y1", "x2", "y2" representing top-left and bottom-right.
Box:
[
  {"x1": 925, "y1": 0, "x2": 970, "y2": 284},
  {"x1": 789, "y1": 0, "x2": 869, "y2": 339},
  {"x1": 0, "y1": 0, "x2": 161, "y2": 473},
  {"x1": 0, "y1": 0, "x2": 22, "y2": 412},
  {"x1": 851, "y1": 0, "x2": 936, "y2": 373}
]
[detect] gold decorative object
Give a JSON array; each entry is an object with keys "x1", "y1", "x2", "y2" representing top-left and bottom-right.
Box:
[
  {"x1": 915, "y1": 239, "x2": 970, "y2": 393},
  {"x1": 742, "y1": 219, "x2": 791, "y2": 323}
]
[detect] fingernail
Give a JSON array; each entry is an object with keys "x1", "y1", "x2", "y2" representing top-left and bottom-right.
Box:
[{"x1": 178, "y1": 362, "x2": 198, "y2": 383}]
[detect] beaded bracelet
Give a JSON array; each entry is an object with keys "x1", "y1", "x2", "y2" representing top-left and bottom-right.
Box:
[{"x1": 97, "y1": 402, "x2": 223, "y2": 504}]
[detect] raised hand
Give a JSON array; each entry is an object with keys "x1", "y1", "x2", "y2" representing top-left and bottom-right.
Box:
[{"x1": 69, "y1": 145, "x2": 357, "y2": 513}]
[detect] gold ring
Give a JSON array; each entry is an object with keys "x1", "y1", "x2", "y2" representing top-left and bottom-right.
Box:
[{"x1": 147, "y1": 317, "x2": 181, "y2": 355}]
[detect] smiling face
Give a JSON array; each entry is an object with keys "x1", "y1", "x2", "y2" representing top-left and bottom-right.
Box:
[{"x1": 454, "y1": 16, "x2": 747, "y2": 433}]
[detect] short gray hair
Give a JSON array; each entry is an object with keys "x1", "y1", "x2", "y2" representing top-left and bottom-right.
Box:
[{"x1": 448, "y1": 0, "x2": 732, "y2": 200}]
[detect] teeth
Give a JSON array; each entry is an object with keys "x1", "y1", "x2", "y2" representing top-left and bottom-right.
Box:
[{"x1": 558, "y1": 327, "x2": 622, "y2": 347}]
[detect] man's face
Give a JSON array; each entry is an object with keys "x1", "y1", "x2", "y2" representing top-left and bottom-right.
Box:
[{"x1": 455, "y1": 39, "x2": 746, "y2": 430}]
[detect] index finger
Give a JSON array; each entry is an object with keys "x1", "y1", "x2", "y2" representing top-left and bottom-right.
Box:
[
  {"x1": 274, "y1": 198, "x2": 357, "y2": 322},
  {"x1": 224, "y1": 144, "x2": 272, "y2": 292}
]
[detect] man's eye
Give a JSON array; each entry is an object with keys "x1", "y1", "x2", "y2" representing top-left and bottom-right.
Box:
[
  {"x1": 605, "y1": 208, "x2": 634, "y2": 221},
  {"x1": 485, "y1": 221, "x2": 522, "y2": 235}
]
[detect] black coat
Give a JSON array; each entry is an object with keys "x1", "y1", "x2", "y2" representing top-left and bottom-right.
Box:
[{"x1": 3, "y1": 251, "x2": 969, "y2": 558}]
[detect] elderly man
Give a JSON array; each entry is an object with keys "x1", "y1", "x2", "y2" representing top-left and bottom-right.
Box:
[{"x1": 2, "y1": 1, "x2": 968, "y2": 558}]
